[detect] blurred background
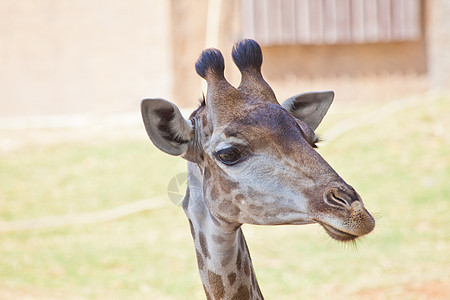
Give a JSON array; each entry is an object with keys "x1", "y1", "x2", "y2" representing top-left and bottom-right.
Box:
[{"x1": 0, "y1": 0, "x2": 449, "y2": 299}]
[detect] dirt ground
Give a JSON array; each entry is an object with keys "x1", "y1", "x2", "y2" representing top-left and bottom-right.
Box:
[
  {"x1": 0, "y1": 284, "x2": 84, "y2": 300},
  {"x1": 1, "y1": 280, "x2": 448, "y2": 300},
  {"x1": 355, "y1": 280, "x2": 450, "y2": 300}
]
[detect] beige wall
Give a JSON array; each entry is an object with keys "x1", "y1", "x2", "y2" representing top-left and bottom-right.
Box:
[
  {"x1": 0, "y1": 0, "x2": 172, "y2": 116},
  {"x1": 170, "y1": 0, "x2": 430, "y2": 107},
  {"x1": 169, "y1": 0, "x2": 208, "y2": 107},
  {"x1": 256, "y1": 0, "x2": 429, "y2": 102},
  {"x1": 1, "y1": 0, "x2": 446, "y2": 117},
  {"x1": 169, "y1": 0, "x2": 242, "y2": 107},
  {"x1": 426, "y1": 0, "x2": 450, "y2": 90},
  {"x1": 260, "y1": 40, "x2": 428, "y2": 103},
  {"x1": 262, "y1": 41, "x2": 427, "y2": 80}
]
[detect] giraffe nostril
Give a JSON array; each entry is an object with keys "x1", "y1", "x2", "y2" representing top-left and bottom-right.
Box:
[
  {"x1": 332, "y1": 194, "x2": 347, "y2": 206},
  {"x1": 324, "y1": 188, "x2": 352, "y2": 208}
]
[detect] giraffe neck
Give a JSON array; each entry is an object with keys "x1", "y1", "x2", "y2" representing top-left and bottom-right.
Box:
[{"x1": 183, "y1": 162, "x2": 263, "y2": 300}]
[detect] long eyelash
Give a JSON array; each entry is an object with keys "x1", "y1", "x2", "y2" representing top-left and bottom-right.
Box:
[
  {"x1": 199, "y1": 93, "x2": 206, "y2": 106},
  {"x1": 313, "y1": 135, "x2": 323, "y2": 148}
]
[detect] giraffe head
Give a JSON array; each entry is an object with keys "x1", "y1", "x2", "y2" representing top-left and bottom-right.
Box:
[{"x1": 141, "y1": 39, "x2": 375, "y2": 241}]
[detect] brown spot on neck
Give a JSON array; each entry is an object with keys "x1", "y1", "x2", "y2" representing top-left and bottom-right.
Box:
[
  {"x1": 195, "y1": 249, "x2": 204, "y2": 270},
  {"x1": 208, "y1": 270, "x2": 225, "y2": 300},
  {"x1": 228, "y1": 272, "x2": 237, "y2": 286},
  {"x1": 243, "y1": 257, "x2": 250, "y2": 276},
  {"x1": 236, "y1": 249, "x2": 242, "y2": 271},
  {"x1": 199, "y1": 232, "x2": 211, "y2": 259},
  {"x1": 231, "y1": 284, "x2": 251, "y2": 300},
  {"x1": 203, "y1": 284, "x2": 212, "y2": 300}
]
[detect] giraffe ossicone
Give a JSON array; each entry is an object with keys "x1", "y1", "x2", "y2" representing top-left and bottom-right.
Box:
[{"x1": 141, "y1": 39, "x2": 375, "y2": 299}]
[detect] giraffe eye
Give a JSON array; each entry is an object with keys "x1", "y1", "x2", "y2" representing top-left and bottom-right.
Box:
[{"x1": 215, "y1": 147, "x2": 242, "y2": 165}]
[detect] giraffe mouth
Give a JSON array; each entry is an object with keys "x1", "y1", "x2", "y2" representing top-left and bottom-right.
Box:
[{"x1": 318, "y1": 222, "x2": 359, "y2": 242}]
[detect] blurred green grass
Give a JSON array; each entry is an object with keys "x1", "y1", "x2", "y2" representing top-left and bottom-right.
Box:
[
  {"x1": 0, "y1": 96, "x2": 448, "y2": 299},
  {"x1": 0, "y1": 141, "x2": 185, "y2": 220}
]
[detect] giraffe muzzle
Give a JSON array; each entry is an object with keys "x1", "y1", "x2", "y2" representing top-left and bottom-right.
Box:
[{"x1": 315, "y1": 186, "x2": 375, "y2": 241}]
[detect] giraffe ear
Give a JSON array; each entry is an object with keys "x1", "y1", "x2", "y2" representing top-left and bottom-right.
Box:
[
  {"x1": 282, "y1": 91, "x2": 334, "y2": 131},
  {"x1": 141, "y1": 98, "x2": 194, "y2": 156}
]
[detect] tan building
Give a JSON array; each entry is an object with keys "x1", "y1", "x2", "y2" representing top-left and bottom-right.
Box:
[
  {"x1": 0, "y1": 0, "x2": 448, "y2": 117},
  {"x1": 0, "y1": 0, "x2": 173, "y2": 116},
  {"x1": 171, "y1": 0, "x2": 448, "y2": 107}
]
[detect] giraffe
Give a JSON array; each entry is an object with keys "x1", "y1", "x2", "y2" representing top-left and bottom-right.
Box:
[{"x1": 141, "y1": 39, "x2": 375, "y2": 299}]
